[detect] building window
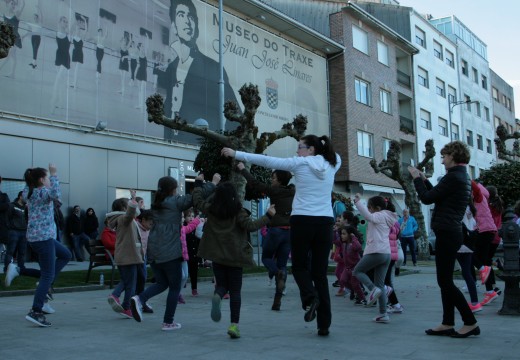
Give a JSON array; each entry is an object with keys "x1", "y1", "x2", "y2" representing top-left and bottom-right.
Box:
[
  {"x1": 469, "y1": 165, "x2": 476, "y2": 179},
  {"x1": 481, "y1": 75, "x2": 487, "y2": 89},
  {"x1": 352, "y1": 26, "x2": 368, "y2": 54},
  {"x1": 418, "y1": 67, "x2": 429, "y2": 88},
  {"x1": 383, "y1": 138, "x2": 391, "y2": 160},
  {"x1": 494, "y1": 116, "x2": 501, "y2": 128},
  {"x1": 420, "y1": 109, "x2": 431, "y2": 130},
  {"x1": 445, "y1": 49, "x2": 454, "y2": 67},
  {"x1": 472, "y1": 67, "x2": 478, "y2": 83},
  {"x1": 492, "y1": 87, "x2": 499, "y2": 101},
  {"x1": 452, "y1": 123, "x2": 459, "y2": 140},
  {"x1": 475, "y1": 102, "x2": 481, "y2": 117},
  {"x1": 466, "y1": 129, "x2": 474, "y2": 146},
  {"x1": 438, "y1": 117, "x2": 448, "y2": 137},
  {"x1": 357, "y1": 130, "x2": 373, "y2": 158},
  {"x1": 436, "y1": 78, "x2": 446, "y2": 97},
  {"x1": 379, "y1": 89, "x2": 391, "y2": 114},
  {"x1": 464, "y1": 94, "x2": 471, "y2": 110},
  {"x1": 477, "y1": 134, "x2": 483, "y2": 150},
  {"x1": 486, "y1": 139, "x2": 492, "y2": 154},
  {"x1": 507, "y1": 97, "x2": 512, "y2": 110},
  {"x1": 433, "y1": 41, "x2": 443, "y2": 60},
  {"x1": 415, "y1": 26, "x2": 426, "y2": 48},
  {"x1": 502, "y1": 94, "x2": 507, "y2": 106},
  {"x1": 355, "y1": 78, "x2": 371, "y2": 105},
  {"x1": 377, "y1": 40, "x2": 389, "y2": 65},
  {"x1": 461, "y1": 59, "x2": 468, "y2": 76},
  {"x1": 448, "y1": 86, "x2": 456, "y2": 103}
]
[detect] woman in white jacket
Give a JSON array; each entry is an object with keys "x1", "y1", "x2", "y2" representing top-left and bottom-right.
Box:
[{"x1": 221, "y1": 134, "x2": 340, "y2": 337}]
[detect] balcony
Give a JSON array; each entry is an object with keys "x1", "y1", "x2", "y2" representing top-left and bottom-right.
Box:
[
  {"x1": 400, "y1": 115, "x2": 414, "y2": 135},
  {"x1": 397, "y1": 70, "x2": 411, "y2": 88}
]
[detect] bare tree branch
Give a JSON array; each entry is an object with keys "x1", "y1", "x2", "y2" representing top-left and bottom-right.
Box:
[
  {"x1": 0, "y1": 22, "x2": 16, "y2": 59},
  {"x1": 495, "y1": 124, "x2": 520, "y2": 163}
]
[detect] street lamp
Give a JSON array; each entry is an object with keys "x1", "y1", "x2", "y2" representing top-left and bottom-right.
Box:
[{"x1": 448, "y1": 97, "x2": 479, "y2": 141}]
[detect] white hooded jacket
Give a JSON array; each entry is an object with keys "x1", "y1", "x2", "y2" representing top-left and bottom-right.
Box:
[{"x1": 235, "y1": 151, "x2": 341, "y2": 218}]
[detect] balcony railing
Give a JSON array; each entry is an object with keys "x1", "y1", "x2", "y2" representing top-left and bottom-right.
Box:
[
  {"x1": 400, "y1": 115, "x2": 414, "y2": 135},
  {"x1": 397, "y1": 70, "x2": 411, "y2": 88}
]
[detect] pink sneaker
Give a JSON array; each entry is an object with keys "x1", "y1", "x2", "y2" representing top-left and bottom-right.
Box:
[
  {"x1": 108, "y1": 294, "x2": 124, "y2": 313},
  {"x1": 178, "y1": 294, "x2": 186, "y2": 304},
  {"x1": 479, "y1": 266, "x2": 491, "y2": 284},
  {"x1": 192, "y1": 289, "x2": 199, "y2": 296},
  {"x1": 162, "y1": 322, "x2": 182, "y2": 331},
  {"x1": 119, "y1": 309, "x2": 133, "y2": 319},
  {"x1": 468, "y1": 302, "x2": 483, "y2": 313},
  {"x1": 223, "y1": 293, "x2": 230, "y2": 299},
  {"x1": 481, "y1": 291, "x2": 499, "y2": 306}
]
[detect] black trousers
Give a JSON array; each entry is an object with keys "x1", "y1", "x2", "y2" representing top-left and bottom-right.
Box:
[
  {"x1": 290, "y1": 215, "x2": 333, "y2": 330},
  {"x1": 213, "y1": 262, "x2": 243, "y2": 324},
  {"x1": 434, "y1": 229, "x2": 476, "y2": 326}
]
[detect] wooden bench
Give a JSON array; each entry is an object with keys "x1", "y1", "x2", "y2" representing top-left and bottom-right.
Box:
[{"x1": 85, "y1": 239, "x2": 116, "y2": 289}]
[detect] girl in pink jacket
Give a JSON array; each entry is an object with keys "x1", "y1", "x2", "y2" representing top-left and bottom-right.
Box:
[
  {"x1": 178, "y1": 210, "x2": 201, "y2": 304},
  {"x1": 338, "y1": 226, "x2": 365, "y2": 304},
  {"x1": 353, "y1": 194, "x2": 398, "y2": 323}
]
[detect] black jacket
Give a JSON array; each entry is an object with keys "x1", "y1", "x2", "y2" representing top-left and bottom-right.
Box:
[
  {"x1": 0, "y1": 191, "x2": 10, "y2": 242},
  {"x1": 8, "y1": 201, "x2": 27, "y2": 231},
  {"x1": 413, "y1": 165, "x2": 470, "y2": 232},
  {"x1": 67, "y1": 214, "x2": 84, "y2": 235}
]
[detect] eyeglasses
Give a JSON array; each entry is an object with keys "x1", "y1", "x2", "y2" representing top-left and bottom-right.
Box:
[{"x1": 298, "y1": 145, "x2": 310, "y2": 149}]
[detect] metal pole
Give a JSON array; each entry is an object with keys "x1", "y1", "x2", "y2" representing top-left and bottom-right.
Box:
[
  {"x1": 218, "y1": 0, "x2": 225, "y2": 131},
  {"x1": 448, "y1": 100, "x2": 453, "y2": 141}
]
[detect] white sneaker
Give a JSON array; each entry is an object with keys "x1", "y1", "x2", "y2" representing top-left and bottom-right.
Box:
[
  {"x1": 387, "y1": 304, "x2": 403, "y2": 314},
  {"x1": 5, "y1": 262, "x2": 19, "y2": 287},
  {"x1": 385, "y1": 285, "x2": 393, "y2": 298},
  {"x1": 42, "y1": 302, "x2": 56, "y2": 314},
  {"x1": 373, "y1": 313, "x2": 390, "y2": 323},
  {"x1": 367, "y1": 287, "x2": 382, "y2": 306}
]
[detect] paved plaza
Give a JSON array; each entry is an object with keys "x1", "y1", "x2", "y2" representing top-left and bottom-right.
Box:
[{"x1": 1, "y1": 263, "x2": 520, "y2": 360}]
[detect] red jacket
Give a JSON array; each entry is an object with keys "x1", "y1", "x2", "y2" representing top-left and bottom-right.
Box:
[{"x1": 101, "y1": 226, "x2": 116, "y2": 256}]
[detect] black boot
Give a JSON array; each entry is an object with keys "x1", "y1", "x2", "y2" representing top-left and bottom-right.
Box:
[{"x1": 272, "y1": 294, "x2": 282, "y2": 311}]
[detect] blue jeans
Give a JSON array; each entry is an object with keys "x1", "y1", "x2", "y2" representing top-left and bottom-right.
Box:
[
  {"x1": 400, "y1": 236, "x2": 417, "y2": 265},
  {"x1": 4, "y1": 230, "x2": 41, "y2": 278},
  {"x1": 71, "y1": 233, "x2": 91, "y2": 261},
  {"x1": 118, "y1": 264, "x2": 138, "y2": 310},
  {"x1": 138, "y1": 258, "x2": 182, "y2": 324},
  {"x1": 262, "y1": 227, "x2": 291, "y2": 278},
  {"x1": 29, "y1": 239, "x2": 71, "y2": 312}
]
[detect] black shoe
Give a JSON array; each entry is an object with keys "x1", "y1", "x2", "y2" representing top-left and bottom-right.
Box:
[
  {"x1": 425, "y1": 328, "x2": 456, "y2": 336},
  {"x1": 450, "y1": 326, "x2": 480, "y2": 338},
  {"x1": 272, "y1": 294, "x2": 282, "y2": 311},
  {"x1": 395, "y1": 268, "x2": 400, "y2": 276},
  {"x1": 25, "y1": 310, "x2": 51, "y2": 327},
  {"x1": 275, "y1": 270, "x2": 286, "y2": 293},
  {"x1": 332, "y1": 280, "x2": 340, "y2": 288},
  {"x1": 142, "y1": 302, "x2": 154, "y2": 314},
  {"x1": 317, "y1": 328, "x2": 329, "y2": 336},
  {"x1": 304, "y1": 298, "x2": 319, "y2": 322},
  {"x1": 349, "y1": 292, "x2": 355, "y2": 301}
]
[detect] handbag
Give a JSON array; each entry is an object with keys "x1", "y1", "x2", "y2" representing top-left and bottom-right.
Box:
[{"x1": 396, "y1": 240, "x2": 404, "y2": 268}]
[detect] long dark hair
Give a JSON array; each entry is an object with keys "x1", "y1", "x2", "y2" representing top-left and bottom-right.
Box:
[
  {"x1": 486, "y1": 185, "x2": 504, "y2": 214},
  {"x1": 367, "y1": 196, "x2": 387, "y2": 212},
  {"x1": 208, "y1": 182, "x2": 242, "y2": 220},
  {"x1": 24, "y1": 167, "x2": 47, "y2": 199},
  {"x1": 152, "y1": 176, "x2": 177, "y2": 210},
  {"x1": 301, "y1": 134, "x2": 337, "y2": 166},
  {"x1": 342, "y1": 211, "x2": 359, "y2": 227}
]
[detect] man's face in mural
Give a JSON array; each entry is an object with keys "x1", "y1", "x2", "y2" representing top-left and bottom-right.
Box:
[{"x1": 173, "y1": 4, "x2": 196, "y2": 44}]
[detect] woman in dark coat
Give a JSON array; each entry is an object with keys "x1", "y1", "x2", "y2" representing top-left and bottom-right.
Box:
[
  {"x1": 408, "y1": 140, "x2": 479, "y2": 338},
  {"x1": 84, "y1": 208, "x2": 99, "y2": 239}
]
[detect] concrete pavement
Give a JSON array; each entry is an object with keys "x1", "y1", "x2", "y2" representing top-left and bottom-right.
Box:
[{"x1": 1, "y1": 263, "x2": 520, "y2": 360}]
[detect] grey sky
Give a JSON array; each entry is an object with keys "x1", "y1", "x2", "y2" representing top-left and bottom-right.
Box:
[{"x1": 400, "y1": 0, "x2": 519, "y2": 118}]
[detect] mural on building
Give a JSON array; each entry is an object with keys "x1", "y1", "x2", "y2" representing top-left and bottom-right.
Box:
[{"x1": 0, "y1": 0, "x2": 329, "y2": 147}]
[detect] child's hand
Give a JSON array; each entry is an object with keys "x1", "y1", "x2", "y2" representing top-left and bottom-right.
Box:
[
  {"x1": 236, "y1": 162, "x2": 245, "y2": 171},
  {"x1": 354, "y1": 193, "x2": 361, "y2": 203},
  {"x1": 221, "y1": 147, "x2": 236, "y2": 158},
  {"x1": 212, "y1": 173, "x2": 221, "y2": 185},
  {"x1": 195, "y1": 173, "x2": 204, "y2": 181},
  {"x1": 267, "y1": 204, "x2": 276, "y2": 217},
  {"x1": 48, "y1": 163, "x2": 57, "y2": 176},
  {"x1": 129, "y1": 189, "x2": 137, "y2": 200}
]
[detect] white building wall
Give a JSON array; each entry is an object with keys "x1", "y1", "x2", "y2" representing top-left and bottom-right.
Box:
[{"x1": 410, "y1": 13, "x2": 459, "y2": 234}]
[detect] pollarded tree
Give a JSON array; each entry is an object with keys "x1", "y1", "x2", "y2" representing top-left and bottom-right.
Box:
[
  {"x1": 146, "y1": 83, "x2": 307, "y2": 201},
  {"x1": 0, "y1": 21, "x2": 16, "y2": 59},
  {"x1": 369, "y1": 139, "x2": 436, "y2": 259},
  {"x1": 478, "y1": 124, "x2": 520, "y2": 206}
]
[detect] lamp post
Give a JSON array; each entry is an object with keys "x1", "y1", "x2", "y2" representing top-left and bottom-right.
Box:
[
  {"x1": 448, "y1": 97, "x2": 479, "y2": 141},
  {"x1": 218, "y1": 0, "x2": 224, "y2": 131}
]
